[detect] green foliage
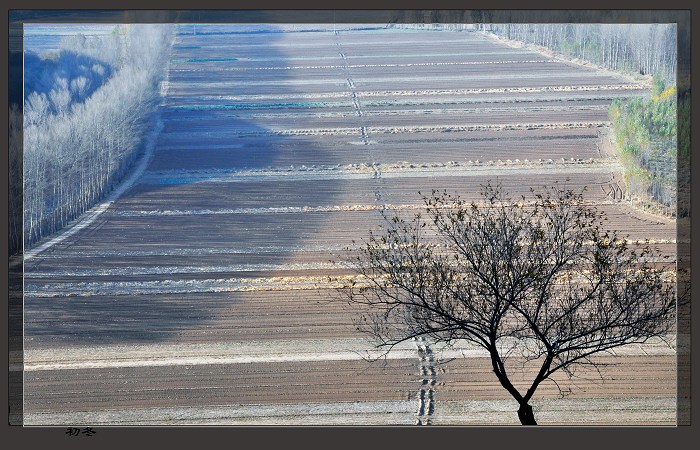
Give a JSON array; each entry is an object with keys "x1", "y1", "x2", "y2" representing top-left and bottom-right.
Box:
[
  {"x1": 677, "y1": 91, "x2": 690, "y2": 160},
  {"x1": 610, "y1": 75, "x2": 677, "y2": 210},
  {"x1": 560, "y1": 40, "x2": 580, "y2": 57},
  {"x1": 487, "y1": 24, "x2": 678, "y2": 213},
  {"x1": 652, "y1": 74, "x2": 666, "y2": 97},
  {"x1": 676, "y1": 90, "x2": 690, "y2": 217}
]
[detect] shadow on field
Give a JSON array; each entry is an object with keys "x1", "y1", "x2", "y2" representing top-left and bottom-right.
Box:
[
  {"x1": 23, "y1": 51, "x2": 112, "y2": 107},
  {"x1": 23, "y1": 24, "x2": 357, "y2": 347}
]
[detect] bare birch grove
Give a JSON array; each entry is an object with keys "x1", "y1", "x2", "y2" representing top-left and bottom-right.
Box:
[{"x1": 21, "y1": 25, "x2": 174, "y2": 250}]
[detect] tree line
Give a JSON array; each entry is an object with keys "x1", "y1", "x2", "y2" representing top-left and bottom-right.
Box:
[
  {"x1": 385, "y1": 22, "x2": 676, "y2": 84},
  {"x1": 17, "y1": 25, "x2": 173, "y2": 252},
  {"x1": 488, "y1": 23, "x2": 676, "y2": 84},
  {"x1": 485, "y1": 24, "x2": 679, "y2": 216}
]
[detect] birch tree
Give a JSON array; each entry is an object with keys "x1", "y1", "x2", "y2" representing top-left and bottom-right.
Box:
[{"x1": 22, "y1": 24, "x2": 173, "y2": 250}]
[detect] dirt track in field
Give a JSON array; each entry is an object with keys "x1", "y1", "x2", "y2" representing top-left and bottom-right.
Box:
[{"x1": 23, "y1": 25, "x2": 676, "y2": 426}]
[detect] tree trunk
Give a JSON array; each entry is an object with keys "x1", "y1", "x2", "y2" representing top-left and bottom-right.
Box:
[{"x1": 518, "y1": 403, "x2": 537, "y2": 425}]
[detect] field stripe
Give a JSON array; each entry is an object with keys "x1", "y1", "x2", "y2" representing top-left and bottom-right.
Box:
[
  {"x1": 25, "y1": 266, "x2": 678, "y2": 297},
  {"x1": 433, "y1": 397, "x2": 676, "y2": 425},
  {"x1": 23, "y1": 397, "x2": 676, "y2": 425},
  {"x1": 21, "y1": 338, "x2": 674, "y2": 371},
  {"x1": 165, "y1": 72, "x2": 627, "y2": 89},
  {"x1": 23, "y1": 400, "x2": 418, "y2": 425},
  {"x1": 22, "y1": 339, "x2": 415, "y2": 371},
  {"x1": 172, "y1": 85, "x2": 644, "y2": 102},
  {"x1": 140, "y1": 159, "x2": 623, "y2": 185},
  {"x1": 176, "y1": 60, "x2": 563, "y2": 71},
  {"x1": 156, "y1": 121, "x2": 612, "y2": 139}
]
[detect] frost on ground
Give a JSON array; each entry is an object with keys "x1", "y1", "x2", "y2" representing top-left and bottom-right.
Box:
[
  {"x1": 170, "y1": 84, "x2": 645, "y2": 103},
  {"x1": 29, "y1": 245, "x2": 348, "y2": 258},
  {"x1": 433, "y1": 397, "x2": 676, "y2": 425},
  {"x1": 24, "y1": 397, "x2": 676, "y2": 426},
  {"x1": 25, "y1": 261, "x2": 342, "y2": 278},
  {"x1": 24, "y1": 401, "x2": 418, "y2": 426},
  {"x1": 24, "y1": 274, "x2": 356, "y2": 297},
  {"x1": 22, "y1": 336, "x2": 674, "y2": 371},
  {"x1": 23, "y1": 338, "x2": 419, "y2": 371}
]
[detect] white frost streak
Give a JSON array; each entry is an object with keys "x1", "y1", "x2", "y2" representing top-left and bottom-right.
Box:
[
  {"x1": 141, "y1": 158, "x2": 623, "y2": 185},
  {"x1": 182, "y1": 84, "x2": 645, "y2": 102},
  {"x1": 32, "y1": 245, "x2": 350, "y2": 258},
  {"x1": 434, "y1": 398, "x2": 676, "y2": 425},
  {"x1": 159, "y1": 121, "x2": 610, "y2": 139},
  {"x1": 26, "y1": 261, "x2": 340, "y2": 277},
  {"x1": 183, "y1": 59, "x2": 562, "y2": 71},
  {"x1": 170, "y1": 71, "x2": 627, "y2": 89},
  {"x1": 23, "y1": 401, "x2": 418, "y2": 425},
  {"x1": 23, "y1": 339, "x2": 418, "y2": 371},
  {"x1": 24, "y1": 275, "x2": 345, "y2": 297},
  {"x1": 21, "y1": 338, "x2": 674, "y2": 372},
  {"x1": 24, "y1": 351, "x2": 411, "y2": 371},
  {"x1": 112, "y1": 205, "x2": 388, "y2": 216}
]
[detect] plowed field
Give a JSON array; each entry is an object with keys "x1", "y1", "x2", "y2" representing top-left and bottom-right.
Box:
[{"x1": 23, "y1": 25, "x2": 676, "y2": 426}]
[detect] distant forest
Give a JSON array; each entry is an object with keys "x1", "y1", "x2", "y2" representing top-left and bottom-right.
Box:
[
  {"x1": 13, "y1": 25, "x2": 173, "y2": 252},
  {"x1": 488, "y1": 24, "x2": 676, "y2": 83}
]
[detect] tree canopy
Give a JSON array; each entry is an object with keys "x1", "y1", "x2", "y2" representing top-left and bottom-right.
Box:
[
  {"x1": 609, "y1": 78, "x2": 677, "y2": 212},
  {"x1": 342, "y1": 184, "x2": 676, "y2": 425}
]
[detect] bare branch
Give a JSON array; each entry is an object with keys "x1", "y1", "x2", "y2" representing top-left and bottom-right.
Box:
[{"x1": 337, "y1": 182, "x2": 676, "y2": 425}]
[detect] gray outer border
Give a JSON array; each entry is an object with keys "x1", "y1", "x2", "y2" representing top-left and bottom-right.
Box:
[{"x1": 2, "y1": 1, "x2": 695, "y2": 448}]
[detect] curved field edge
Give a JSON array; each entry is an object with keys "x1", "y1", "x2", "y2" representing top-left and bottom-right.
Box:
[{"x1": 21, "y1": 25, "x2": 175, "y2": 253}]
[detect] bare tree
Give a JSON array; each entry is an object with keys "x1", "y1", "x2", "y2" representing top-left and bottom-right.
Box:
[{"x1": 341, "y1": 183, "x2": 676, "y2": 425}]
